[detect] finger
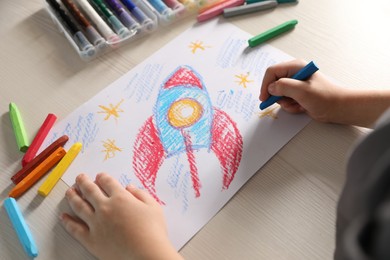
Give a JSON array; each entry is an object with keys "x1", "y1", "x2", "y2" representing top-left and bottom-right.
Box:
[
  {"x1": 65, "y1": 187, "x2": 94, "y2": 223},
  {"x1": 60, "y1": 213, "x2": 90, "y2": 246},
  {"x1": 125, "y1": 185, "x2": 155, "y2": 204},
  {"x1": 95, "y1": 173, "x2": 124, "y2": 197},
  {"x1": 268, "y1": 78, "x2": 310, "y2": 102},
  {"x1": 75, "y1": 174, "x2": 107, "y2": 208},
  {"x1": 278, "y1": 98, "x2": 306, "y2": 114},
  {"x1": 260, "y1": 59, "x2": 307, "y2": 101}
]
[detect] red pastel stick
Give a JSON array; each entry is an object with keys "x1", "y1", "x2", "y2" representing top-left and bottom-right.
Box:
[
  {"x1": 12, "y1": 135, "x2": 69, "y2": 184},
  {"x1": 22, "y1": 113, "x2": 57, "y2": 166}
]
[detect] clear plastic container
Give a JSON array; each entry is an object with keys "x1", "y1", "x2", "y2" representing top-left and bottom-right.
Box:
[{"x1": 44, "y1": 0, "x2": 200, "y2": 61}]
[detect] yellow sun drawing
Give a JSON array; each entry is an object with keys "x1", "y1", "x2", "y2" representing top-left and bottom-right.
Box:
[
  {"x1": 235, "y1": 73, "x2": 253, "y2": 88},
  {"x1": 98, "y1": 99, "x2": 124, "y2": 121},
  {"x1": 189, "y1": 41, "x2": 211, "y2": 54},
  {"x1": 258, "y1": 107, "x2": 278, "y2": 119},
  {"x1": 102, "y1": 139, "x2": 122, "y2": 160}
]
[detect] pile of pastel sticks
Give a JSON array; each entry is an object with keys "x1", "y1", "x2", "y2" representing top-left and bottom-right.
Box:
[
  {"x1": 4, "y1": 102, "x2": 82, "y2": 258},
  {"x1": 45, "y1": 0, "x2": 298, "y2": 60},
  {"x1": 197, "y1": 0, "x2": 297, "y2": 22}
]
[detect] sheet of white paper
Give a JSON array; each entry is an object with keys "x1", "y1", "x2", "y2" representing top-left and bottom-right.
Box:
[{"x1": 43, "y1": 20, "x2": 311, "y2": 249}]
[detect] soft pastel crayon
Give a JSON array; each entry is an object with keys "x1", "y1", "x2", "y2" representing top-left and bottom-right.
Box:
[
  {"x1": 9, "y1": 147, "x2": 66, "y2": 198},
  {"x1": 11, "y1": 135, "x2": 69, "y2": 184},
  {"x1": 9, "y1": 103, "x2": 30, "y2": 153},
  {"x1": 197, "y1": 0, "x2": 245, "y2": 22},
  {"x1": 38, "y1": 142, "x2": 82, "y2": 196},
  {"x1": 223, "y1": 0, "x2": 277, "y2": 17},
  {"x1": 260, "y1": 61, "x2": 319, "y2": 110},
  {"x1": 22, "y1": 113, "x2": 57, "y2": 167},
  {"x1": 4, "y1": 198, "x2": 39, "y2": 258},
  {"x1": 248, "y1": 19, "x2": 298, "y2": 47}
]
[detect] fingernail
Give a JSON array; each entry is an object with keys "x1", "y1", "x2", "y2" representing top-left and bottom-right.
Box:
[
  {"x1": 127, "y1": 184, "x2": 136, "y2": 190},
  {"x1": 65, "y1": 187, "x2": 74, "y2": 196},
  {"x1": 268, "y1": 83, "x2": 276, "y2": 94}
]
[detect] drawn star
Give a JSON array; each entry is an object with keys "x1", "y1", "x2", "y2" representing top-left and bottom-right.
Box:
[
  {"x1": 102, "y1": 139, "x2": 122, "y2": 160},
  {"x1": 98, "y1": 99, "x2": 124, "y2": 121},
  {"x1": 188, "y1": 41, "x2": 210, "y2": 54},
  {"x1": 235, "y1": 73, "x2": 253, "y2": 88},
  {"x1": 258, "y1": 107, "x2": 278, "y2": 119}
]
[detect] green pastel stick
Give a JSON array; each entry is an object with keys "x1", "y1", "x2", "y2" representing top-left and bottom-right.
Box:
[
  {"x1": 248, "y1": 19, "x2": 298, "y2": 47},
  {"x1": 9, "y1": 103, "x2": 30, "y2": 152}
]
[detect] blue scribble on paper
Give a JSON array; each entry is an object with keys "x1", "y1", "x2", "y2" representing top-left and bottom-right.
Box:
[
  {"x1": 167, "y1": 156, "x2": 190, "y2": 213},
  {"x1": 125, "y1": 64, "x2": 164, "y2": 103},
  {"x1": 216, "y1": 36, "x2": 278, "y2": 82},
  {"x1": 119, "y1": 173, "x2": 132, "y2": 187},
  {"x1": 216, "y1": 37, "x2": 246, "y2": 68},
  {"x1": 119, "y1": 173, "x2": 147, "y2": 191},
  {"x1": 215, "y1": 89, "x2": 257, "y2": 121},
  {"x1": 48, "y1": 113, "x2": 99, "y2": 152}
]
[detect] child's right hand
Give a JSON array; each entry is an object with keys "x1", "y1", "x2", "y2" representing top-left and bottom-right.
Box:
[{"x1": 259, "y1": 59, "x2": 343, "y2": 123}]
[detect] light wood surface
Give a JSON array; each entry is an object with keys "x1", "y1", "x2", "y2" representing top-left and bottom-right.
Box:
[{"x1": 1, "y1": 0, "x2": 388, "y2": 259}]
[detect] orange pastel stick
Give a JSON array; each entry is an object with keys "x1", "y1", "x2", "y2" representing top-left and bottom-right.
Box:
[
  {"x1": 11, "y1": 135, "x2": 69, "y2": 184},
  {"x1": 9, "y1": 147, "x2": 66, "y2": 199}
]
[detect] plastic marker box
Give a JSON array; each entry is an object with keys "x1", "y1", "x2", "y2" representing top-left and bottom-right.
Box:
[{"x1": 44, "y1": 0, "x2": 194, "y2": 61}]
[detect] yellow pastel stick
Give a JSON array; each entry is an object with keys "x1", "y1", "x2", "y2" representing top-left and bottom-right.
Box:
[{"x1": 38, "y1": 142, "x2": 82, "y2": 197}]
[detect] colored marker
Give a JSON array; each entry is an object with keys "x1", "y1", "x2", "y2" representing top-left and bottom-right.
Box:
[
  {"x1": 11, "y1": 135, "x2": 69, "y2": 184},
  {"x1": 147, "y1": 0, "x2": 172, "y2": 16},
  {"x1": 105, "y1": 0, "x2": 141, "y2": 32},
  {"x1": 9, "y1": 147, "x2": 66, "y2": 199},
  {"x1": 38, "y1": 142, "x2": 82, "y2": 196},
  {"x1": 4, "y1": 198, "x2": 39, "y2": 258},
  {"x1": 162, "y1": 0, "x2": 183, "y2": 10},
  {"x1": 248, "y1": 19, "x2": 298, "y2": 47},
  {"x1": 260, "y1": 61, "x2": 319, "y2": 110},
  {"x1": 223, "y1": 0, "x2": 276, "y2": 17},
  {"x1": 22, "y1": 113, "x2": 57, "y2": 167},
  {"x1": 61, "y1": 0, "x2": 106, "y2": 48},
  {"x1": 120, "y1": 0, "x2": 156, "y2": 31},
  {"x1": 89, "y1": 0, "x2": 133, "y2": 38},
  {"x1": 46, "y1": 0, "x2": 95, "y2": 56},
  {"x1": 74, "y1": 0, "x2": 121, "y2": 43},
  {"x1": 9, "y1": 103, "x2": 29, "y2": 153},
  {"x1": 197, "y1": 0, "x2": 245, "y2": 22}
]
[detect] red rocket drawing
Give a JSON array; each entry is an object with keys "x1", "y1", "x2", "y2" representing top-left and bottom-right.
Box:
[{"x1": 133, "y1": 66, "x2": 243, "y2": 204}]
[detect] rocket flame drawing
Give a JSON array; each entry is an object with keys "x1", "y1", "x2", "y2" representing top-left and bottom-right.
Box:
[{"x1": 133, "y1": 66, "x2": 243, "y2": 204}]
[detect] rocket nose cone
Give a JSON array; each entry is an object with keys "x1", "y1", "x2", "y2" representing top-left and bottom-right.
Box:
[{"x1": 163, "y1": 66, "x2": 204, "y2": 90}]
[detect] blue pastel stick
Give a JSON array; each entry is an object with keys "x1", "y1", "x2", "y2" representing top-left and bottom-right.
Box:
[
  {"x1": 260, "y1": 61, "x2": 319, "y2": 110},
  {"x1": 4, "y1": 198, "x2": 39, "y2": 258}
]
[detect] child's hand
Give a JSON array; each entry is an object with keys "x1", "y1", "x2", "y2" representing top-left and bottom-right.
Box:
[
  {"x1": 260, "y1": 59, "x2": 342, "y2": 123},
  {"x1": 60, "y1": 173, "x2": 182, "y2": 260},
  {"x1": 260, "y1": 59, "x2": 390, "y2": 127}
]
